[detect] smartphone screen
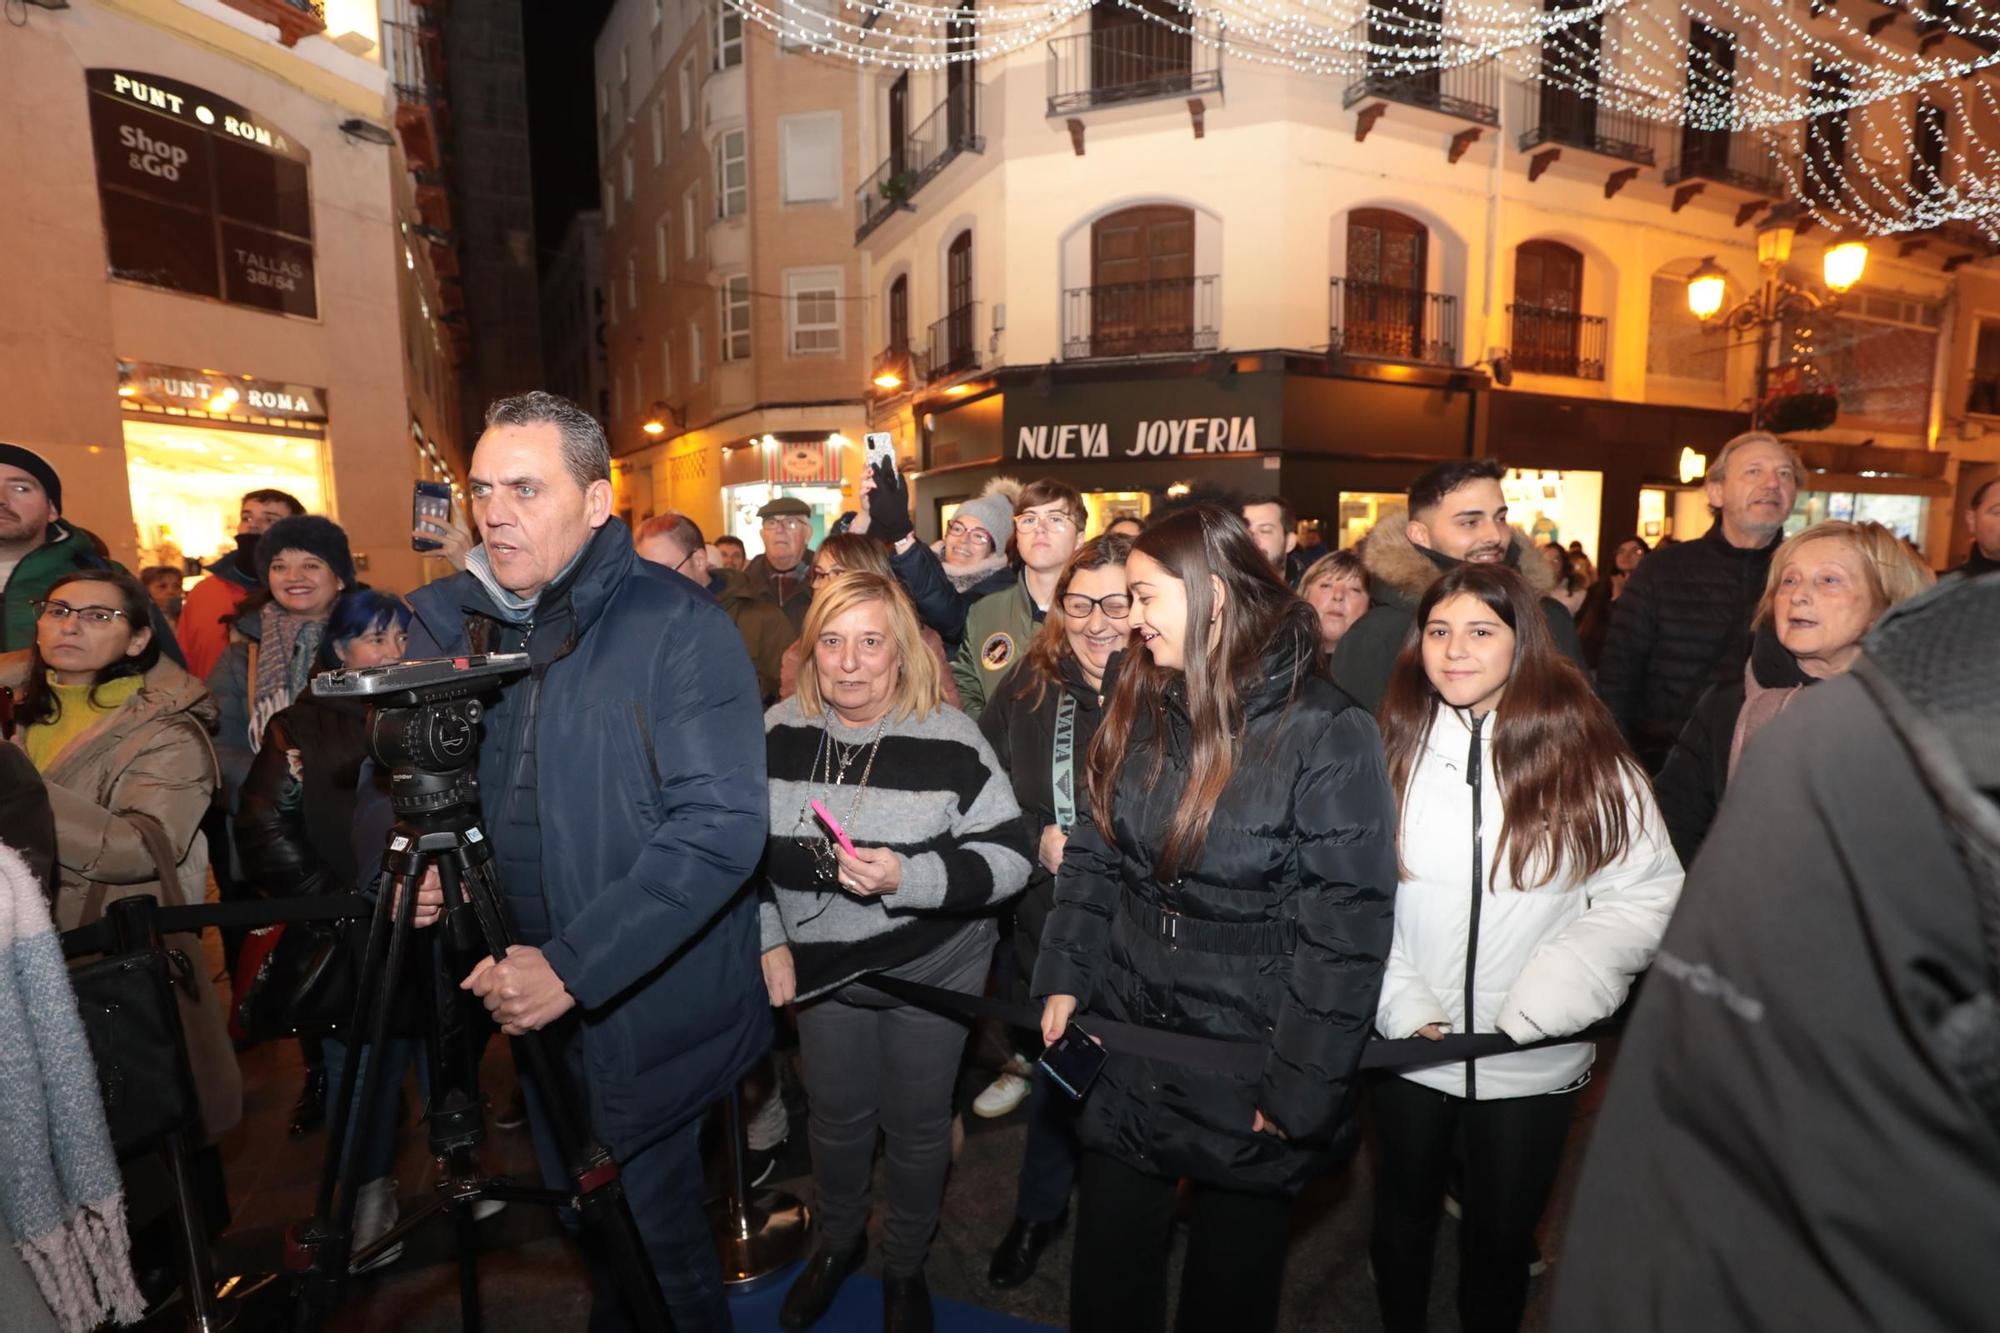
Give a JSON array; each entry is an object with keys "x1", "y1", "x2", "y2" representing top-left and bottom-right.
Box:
[
  {"x1": 412, "y1": 481, "x2": 452, "y2": 552},
  {"x1": 1038, "y1": 1022, "x2": 1108, "y2": 1100}
]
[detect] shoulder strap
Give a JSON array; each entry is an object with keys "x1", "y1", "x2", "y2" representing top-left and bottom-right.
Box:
[
  {"x1": 122, "y1": 810, "x2": 189, "y2": 909},
  {"x1": 1051, "y1": 689, "x2": 1078, "y2": 832}
]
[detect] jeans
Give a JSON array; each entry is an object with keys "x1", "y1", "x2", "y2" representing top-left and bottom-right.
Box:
[
  {"x1": 793, "y1": 921, "x2": 994, "y2": 1276},
  {"x1": 520, "y1": 1022, "x2": 731, "y2": 1333},
  {"x1": 1369, "y1": 1075, "x2": 1581, "y2": 1333},
  {"x1": 321, "y1": 1037, "x2": 421, "y2": 1184},
  {"x1": 1011, "y1": 1065, "x2": 1080, "y2": 1224},
  {"x1": 1070, "y1": 1150, "x2": 1294, "y2": 1333}
]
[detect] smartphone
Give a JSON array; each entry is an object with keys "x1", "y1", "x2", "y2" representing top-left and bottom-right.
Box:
[
  {"x1": 1039, "y1": 1021, "x2": 1108, "y2": 1100},
  {"x1": 863, "y1": 431, "x2": 896, "y2": 482},
  {"x1": 412, "y1": 480, "x2": 452, "y2": 552},
  {"x1": 810, "y1": 799, "x2": 859, "y2": 857}
]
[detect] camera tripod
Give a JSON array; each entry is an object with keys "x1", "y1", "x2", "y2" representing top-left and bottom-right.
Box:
[{"x1": 285, "y1": 694, "x2": 673, "y2": 1332}]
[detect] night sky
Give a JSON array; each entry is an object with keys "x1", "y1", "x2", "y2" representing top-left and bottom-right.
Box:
[{"x1": 522, "y1": 0, "x2": 617, "y2": 270}]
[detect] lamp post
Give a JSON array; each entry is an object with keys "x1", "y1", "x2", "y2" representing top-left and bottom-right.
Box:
[{"x1": 1686, "y1": 204, "x2": 1868, "y2": 428}]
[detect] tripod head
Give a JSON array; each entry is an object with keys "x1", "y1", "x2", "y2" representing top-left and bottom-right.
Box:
[{"x1": 313, "y1": 653, "x2": 530, "y2": 821}]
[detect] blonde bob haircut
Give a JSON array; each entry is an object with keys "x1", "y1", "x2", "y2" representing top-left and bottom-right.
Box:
[
  {"x1": 1755, "y1": 519, "x2": 1936, "y2": 628},
  {"x1": 794, "y1": 570, "x2": 944, "y2": 724}
]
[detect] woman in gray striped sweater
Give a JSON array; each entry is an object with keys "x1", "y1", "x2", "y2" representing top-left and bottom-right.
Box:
[{"x1": 760, "y1": 570, "x2": 1032, "y2": 1333}]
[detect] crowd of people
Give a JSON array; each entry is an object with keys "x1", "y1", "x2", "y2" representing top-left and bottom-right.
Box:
[{"x1": 0, "y1": 403, "x2": 1993, "y2": 1333}]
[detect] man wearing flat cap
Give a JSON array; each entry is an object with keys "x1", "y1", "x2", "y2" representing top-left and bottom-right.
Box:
[{"x1": 744, "y1": 495, "x2": 816, "y2": 633}]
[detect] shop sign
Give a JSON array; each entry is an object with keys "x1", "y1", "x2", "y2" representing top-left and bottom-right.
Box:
[
  {"x1": 1001, "y1": 373, "x2": 1282, "y2": 465},
  {"x1": 1013, "y1": 415, "x2": 1262, "y2": 461},
  {"x1": 118, "y1": 359, "x2": 328, "y2": 423},
  {"x1": 87, "y1": 70, "x2": 317, "y2": 319}
]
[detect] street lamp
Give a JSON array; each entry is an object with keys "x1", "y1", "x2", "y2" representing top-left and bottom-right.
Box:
[
  {"x1": 643, "y1": 400, "x2": 687, "y2": 438},
  {"x1": 1685, "y1": 204, "x2": 1868, "y2": 428}
]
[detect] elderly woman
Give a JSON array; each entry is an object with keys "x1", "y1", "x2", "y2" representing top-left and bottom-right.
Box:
[
  {"x1": 1656, "y1": 520, "x2": 1933, "y2": 865},
  {"x1": 761, "y1": 571, "x2": 1031, "y2": 1332},
  {"x1": 777, "y1": 533, "x2": 961, "y2": 709},
  {"x1": 1298, "y1": 548, "x2": 1371, "y2": 656}
]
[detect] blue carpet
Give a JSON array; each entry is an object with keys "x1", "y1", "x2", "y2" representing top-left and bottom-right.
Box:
[{"x1": 729, "y1": 1263, "x2": 1056, "y2": 1331}]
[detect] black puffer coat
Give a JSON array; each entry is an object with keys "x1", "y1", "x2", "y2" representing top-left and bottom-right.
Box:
[
  {"x1": 1596, "y1": 521, "x2": 1780, "y2": 770},
  {"x1": 1653, "y1": 628, "x2": 1816, "y2": 866},
  {"x1": 978, "y1": 654, "x2": 1106, "y2": 992},
  {"x1": 235, "y1": 692, "x2": 372, "y2": 899},
  {"x1": 1032, "y1": 626, "x2": 1398, "y2": 1194}
]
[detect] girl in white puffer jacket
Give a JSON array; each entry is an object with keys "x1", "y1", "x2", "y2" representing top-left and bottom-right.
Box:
[{"x1": 1368, "y1": 564, "x2": 1683, "y2": 1333}]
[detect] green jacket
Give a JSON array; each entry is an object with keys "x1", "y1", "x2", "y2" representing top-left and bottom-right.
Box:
[
  {"x1": 2, "y1": 522, "x2": 131, "y2": 653},
  {"x1": 712, "y1": 568, "x2": 795, "y2": 706},
  {"x1": 952, "y1": 574, "x2": 1041, "y2": 719}
]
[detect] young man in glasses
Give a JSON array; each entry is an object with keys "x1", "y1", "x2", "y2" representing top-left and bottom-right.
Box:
[{"x1": 951, "y1": 479, "x2": 1087, "y2": 719}]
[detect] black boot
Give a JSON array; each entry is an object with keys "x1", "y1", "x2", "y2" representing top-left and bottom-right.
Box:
[
  {"x1": 882, "y1": 1269, "x2": 932, "y2": 1333},
  {"x1": 778, "y1": 1235, "x2": 866, "y2": 1331},
  {"x1": 289, "y1": 1066, "x2": 327, "y2": 1137},
  {"x1": 987, "y1": 1212, "x2": 1065, "y2": 1288}
]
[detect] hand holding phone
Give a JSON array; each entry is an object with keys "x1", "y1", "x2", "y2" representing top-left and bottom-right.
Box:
[
  {"x1": 412, "y1": 481, "x2": 452, "y2": 552},
  {"x1": 811, "y1": 799, "x2": 858, "y2": 856},
  {"x1": 1039, "y1": 1020, "x2": 1108, "y2": 1100}
]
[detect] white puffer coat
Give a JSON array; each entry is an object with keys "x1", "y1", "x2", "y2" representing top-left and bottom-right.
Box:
[{"x1": 1377, "y1": 705, "x2": 1683, "y2": 1099}]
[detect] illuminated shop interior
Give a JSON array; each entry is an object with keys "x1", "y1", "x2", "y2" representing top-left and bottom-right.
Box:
[{"x1": 123, "y1": 419, "x2": 327, "y2": 569}]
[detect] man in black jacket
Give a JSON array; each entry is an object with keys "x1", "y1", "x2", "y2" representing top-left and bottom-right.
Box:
[
  {"x1": 1950, "y1": 473, "x2": 2000, "y2": 578},
  {"x1": 1552, "y1": 575, "x2": 2000, "y2": 1331},
  {"x1": 1596, "y1": 430, "x2": 1799, "y2": 770}
]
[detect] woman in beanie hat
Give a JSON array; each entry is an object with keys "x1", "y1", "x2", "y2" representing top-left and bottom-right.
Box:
[{"x1": 205, "y1": 513, "x2": 354, "y2": 1136}]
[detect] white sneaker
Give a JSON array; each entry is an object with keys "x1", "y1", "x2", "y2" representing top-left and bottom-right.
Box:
[
  {"x1": 350, "y1": 1176, "x2": 403, "y2": 1273},
  {"x1": 973, "y1": 1072, "x2": 1031, "y2": 1119}
]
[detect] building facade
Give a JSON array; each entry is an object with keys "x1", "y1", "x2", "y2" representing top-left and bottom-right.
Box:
[
  {"x1": 542, "y1": 209, "x2": 612, "y2": 425},
  {"x1": 839, "y1": 2, "x2": 1991, "y2": 564},
  {"x1": 0, "y1": 0, "x2": 467, "y2": 594},
  {"x1": 592, "y1": 0, "x2": 869, "y2": 550}
]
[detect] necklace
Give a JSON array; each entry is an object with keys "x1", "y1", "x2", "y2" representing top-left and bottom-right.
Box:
[{"x1": 797, "y1": 712, "x2": 889, "y2": 883}]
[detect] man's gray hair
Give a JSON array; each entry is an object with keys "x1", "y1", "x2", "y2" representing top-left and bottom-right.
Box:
[
  {"x1": 1709, "y1": 430, "x2": 1802, "y2": 482},
  {"x1": 484, "y1": 391, "x2": 612, "y2": 490}
]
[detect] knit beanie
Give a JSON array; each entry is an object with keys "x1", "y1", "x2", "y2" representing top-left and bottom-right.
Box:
[
  {"x1": 954, "y1": 476, "x2": 1022, "y2": 549},
  {"x1": 0, "y1": 442, "x2": 62, "y2": 513},
  {"x1": 255, "y1": 514, "x2": 356, "y2": 588}
]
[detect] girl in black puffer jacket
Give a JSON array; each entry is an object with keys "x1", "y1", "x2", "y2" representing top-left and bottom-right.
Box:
[{"x1": 1033, "y1": 506, "x2": 1399, "y2": 1333}]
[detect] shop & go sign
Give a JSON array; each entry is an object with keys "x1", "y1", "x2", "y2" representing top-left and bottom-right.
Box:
[{"x1": 118, "y1": 359, "x2": 328, "y2": 424}]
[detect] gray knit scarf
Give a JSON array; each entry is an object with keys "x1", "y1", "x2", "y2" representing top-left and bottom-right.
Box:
[
  {"x1": 249, "y1": 601, "x2": 326, "y2": 749},
  {"x1": 0, "y1": 842, "x2": 144, "y2": 1331}
]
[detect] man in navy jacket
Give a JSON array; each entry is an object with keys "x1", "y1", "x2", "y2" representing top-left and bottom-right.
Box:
[{"x1": 403, "y1": 391, "x2": 768, "y2": 1330}]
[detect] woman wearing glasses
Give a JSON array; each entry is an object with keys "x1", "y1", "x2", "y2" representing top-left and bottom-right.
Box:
[
  {"x1": 776, "y1": 534, "x2": 961, "y2": 710},
  {"x1": 975, "y1": 533, "x2": 1132, "y2": 1289}
]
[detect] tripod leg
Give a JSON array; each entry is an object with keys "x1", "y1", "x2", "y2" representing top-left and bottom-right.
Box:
[{"x1": 163, "y1": 1128, "x2": 222, "y2": 1333}]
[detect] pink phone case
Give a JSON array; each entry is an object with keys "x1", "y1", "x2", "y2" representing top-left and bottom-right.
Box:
[{"x1": 810, "y1": 799, "x2": 858, "y2": 857}]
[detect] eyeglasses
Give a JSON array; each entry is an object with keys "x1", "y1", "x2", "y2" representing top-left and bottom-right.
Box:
[
  {"x1": 1015, "y1": 511, "x2": 1075, "y2": 534},
  {"x1": 808, "y1": 565, "x2": 846, "y2": 586},
  {"x1": 671, "y1": 547, "x2": 701, "y2": 574},
  {"x1": 1059, "y1": 592, "x2": 1131, "y2": 620},
  {"x1": 761, "y1": 516, "x2": 809, "y2": 532},
  {"x1": 35, "y1": 600, "x2": 129, "y2": 627},
  {"x1": 945, "y1": 520, "x2": 995, "y2": 547}
]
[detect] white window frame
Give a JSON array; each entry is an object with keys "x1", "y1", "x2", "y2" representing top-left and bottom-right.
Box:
[
  {"x1": 683, "y1": 186, "x2": 700, "y2": 258},
  {"x1": 626, "y1": 256, "x2": 638, "y2": 311},
  {"x1": 690, "y1": 321, "x2": 706, "y2": 384},
  {"x1": 619, "y1": 45, "x2": 631, "y2": 121},
  {"x1": 622, "y1": 148, "x2": 634, "y2": 202},
  {"x1": 784, "y1": 267, "x2": 843, "y2": 357},
  {"x1": 607, "y1": 267, "x2": 619, "y2": 326},
  {"x1": 678, "y1": 61, "x2": 694, "y2": 133},
  {"x1": 714, "y1": 130, "x2": 748, "y2": 219},
  {"x1": 720, "y1": 272, "x2": 752, "y2": 362},
  {"x1": 778, "y1": 112, "x2": 841, "y2": 205},
  {"x1": 650, "y1": 100, "x2": 665, "y2": 166},
  {"x1": 603, "y1": 175, "x2": 616, "y2": 228},
  {"x1": 656, "y1": 216, "x2": 670, "y2": 281},
  {"x1": 652, "y1": 0, "x2": 663, "y2": 27},
  {"x1": 715, "y1": 0, "x2": 744, "y2": 69},
  {"x1": 661, "y1": 333, "x2": 675, "y2": 396}
]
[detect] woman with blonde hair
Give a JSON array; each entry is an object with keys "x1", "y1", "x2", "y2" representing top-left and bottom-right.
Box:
[
  {"x1": 759, "y1": 571, "x2": 1031, "y2": 1332},
  {"x1": 1656, "y1": 519, "x2": 1934, "y2": 864},
  {"x1": 776, "y1": 533, "x2": 961, "y2": 709}
]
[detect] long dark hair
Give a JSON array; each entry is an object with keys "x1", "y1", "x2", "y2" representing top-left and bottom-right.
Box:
[
  {"x1": 1009, "y1": 533, "x2": 1133, "y2": 711},
  {"x1": 1088, "y1": 505, "x2": 1317, "y2": 878},
  {"x1": 17, "y1": 569, "x2": 161, "y2": 729},
  {"x1": 1378, "y1": 564, "x2": 1645, "y2": 889}
]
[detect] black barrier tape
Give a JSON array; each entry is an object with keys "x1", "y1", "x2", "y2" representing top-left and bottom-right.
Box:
[
  {"x1": 59, "y1": 894, "x2": 374, "y2": 959},
  {"x1": 861, "y1": 975, "x2": 1610, "y2": 1077}
]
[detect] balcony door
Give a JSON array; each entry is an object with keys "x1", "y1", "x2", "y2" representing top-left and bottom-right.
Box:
[
  {"x1": 1091, "y1": 0, "x2": 1191, "y2": 102},
  {"x1": 1368, "y1": 0, "x2": 1441, "y2": 102},
  {"x1": 1514, "y1": 240, "x2": 1582, "y2": 374},
  {"x1": 1091, "y1": 205, "x2": 1194, "y2": 357},
  {"x1": 947, "y1": 230, "x2": 974, "y2": 368},
  {"x1": 1679, "y1": 22, "x2": 1735, "y2": 175},
  {"x1": 946, "y1": 3, "x2": 975, "y2": 144},
  {"x1": 1538, "y1": 0, "x2": 1600, "y2": 145},
  {"x1": 1346, "y1": 208, "x2": 1428, "y2": 359},
  {"x1": 1804, "y1": 63, "x2": 1850, "y2": 207},
  {"x1": 1915, "y1": 101, "x2": 1948, "y2": 198},
  {"x1": 888, "y1": 274, "x2": 909, "y2": 353},
  {"x1": 889, "y1": 73, "x2": 909, "y2": 178}
]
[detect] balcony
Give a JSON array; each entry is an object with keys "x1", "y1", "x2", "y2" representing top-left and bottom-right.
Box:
[
  {"x1": 1341, "y1": 21, "x2": 1500, "y2": 129},
  {"x1": 1046, "y1": 18, "x2": 1223, "y2": 117},
  {"x1": 219, "y1": 0, "x2": 326, "y2": 46},
  {"x1": 1328, "y1": 278, "x2": 1457, "y2": 366},
  {"x1": 926, "y1": 303, "x2": 982, "y2": 383},
  {"x1": 384, "y1": 18, "x2": 446, "y2": 170},
  {"x1": 856, "y1": 86, "x2": 984, "y2": 242},
  {"x1": 1517, "y1": 79, "x2": 1655, "y2": 167},
  {"x1": 1062, "y1": 276, "x2": 1219, "y2": 360},
  {"x1": 1506, "y1": 304, "x2": 1607, "y2": 380},
  {"x1": 1665, "y1": 130, "x2": 1783, "y2": 201}
]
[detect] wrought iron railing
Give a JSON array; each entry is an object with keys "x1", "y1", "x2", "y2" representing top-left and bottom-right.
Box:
[
  {"x1": 1046, "y1": 18, "x2": 1223, "y2": 116},
  {"x1": 1666, "y1": 127, "x2": 1783, "y2": 195},
  {"x1": 1506, "y1": 304, "x2": 1607, "y2": 380},
  {"x1": 856, "y1": 85, "x2": 984, "y2": 241},
  {"x1": 382, "y1": 18, "x2": 441, "y2": 105},
  {"x1": 1328, "y1": 277, "x2": 1457, "y2": 366},
  {"x1": 1061, "y1": 276, "x2": 1219, "y2": 360},
  {"x1": 926, "y1": 303, "x2": 981, "y2": 382},
  {"x1": 1341, "y1": 17, "x2": 1499, "y2": 127},
  {"x1": 1517, "y1": 77, "x2": 1655, "y2": 165}
]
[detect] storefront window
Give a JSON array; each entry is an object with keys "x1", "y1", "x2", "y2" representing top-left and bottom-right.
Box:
[
  {"x1": 1081, "y1": 490, "x2": 1149, "y2": 536},
  {"x1": 1787, "y1": 490, "x2": 1927, "y2": 542},
  {"x1": 724, "y1": 482, "x2": 844, "y2": 558},
  {"x1": 123, "y1": 420, "x2": 326, "y2": 569},
  {"x1": 1502, "y1": 468, "x2": 1602, "y2": 565},
  {"x1": 1335, "y1": 491, "x2": 1403, "y2": 549}
]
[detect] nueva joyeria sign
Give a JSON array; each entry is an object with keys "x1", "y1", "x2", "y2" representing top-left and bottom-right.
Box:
[{"x1": 1003, "y1": 372, "x2": 1281, "y2": 463}]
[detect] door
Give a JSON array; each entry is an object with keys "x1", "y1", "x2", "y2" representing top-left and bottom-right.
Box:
[
  {"x1": 1805, "y1": 63, "x2": 1850, "y2": 206},
  {"x1": 889, "y1": 73, "x2": 909, "y2": 178},
  {"x1": 946, "y1": 230, "x2": 974, "y2": 370},
  {"x1": 1090, "y1": 205, "x2": 1195, "y2": 356},
  {"x1": 1679, "y1": 22, "x2": 1734, "y2": 176},
  {"x1": 1091, "y1": 0, "x2": 1191, "y2": 100},
  {"x1": 1915, "y1": 101, "x2": 1948, "y2": 198},
  {"x1": 946, "y1": 4, "x2": 974, "y2": 143},
  {"x1": 888, "y1": 275, "x2": 909, "y2": 353},
  {"x1": 1538, "y1": 0, "x2": 1601, "y2": 145},
  {"x1": 1513, "y1": 240, "x2": 1583, "y2": 374},
  {"x1": 1346, "y1": 208, "x2": 1429, "y2": 358},
  {"x1": 1368, "y1": 0, "x2": 1441, "y2": 102}
]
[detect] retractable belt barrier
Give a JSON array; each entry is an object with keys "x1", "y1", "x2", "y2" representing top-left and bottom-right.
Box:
[{"x1": 57, "y1": 896, "x2": 1608, "y2": 1076}]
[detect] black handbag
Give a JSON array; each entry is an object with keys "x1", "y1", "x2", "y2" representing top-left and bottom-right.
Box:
[{"x1": 69, "y1": 943, "x2": 201, "y2": 1157}]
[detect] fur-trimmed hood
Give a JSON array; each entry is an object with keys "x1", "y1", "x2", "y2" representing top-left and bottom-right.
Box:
[
  {"x1": 929, "y1": 546, "x2": 1011, "y2": 595},
  {"x1": 1358, "y1": 507, "x2": 1559, "y2": 610}
]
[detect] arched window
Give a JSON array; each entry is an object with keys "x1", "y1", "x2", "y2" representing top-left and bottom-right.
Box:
[
  {"x1": 888, "y1": 274, "x2": 909, "y2": 352},
  {"x1": 1343, "y1": 208, "x2": 1433, "y2": 360},
  {"x1": 941, "y1": 230, "x2": 975, "y2": 374},
  {"x1": 1087, "y1": 204, "x2": 1195, "y2": 357},
  {"x1": 1512, "y1": 240, "x2": 1585, "y2": 375}
]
